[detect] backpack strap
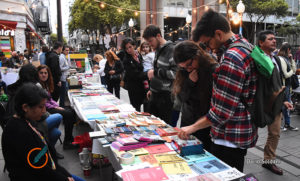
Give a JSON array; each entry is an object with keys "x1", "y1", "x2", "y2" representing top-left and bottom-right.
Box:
[{"x1": 228, "y1": 42, "x2": 252, "y2": 53}]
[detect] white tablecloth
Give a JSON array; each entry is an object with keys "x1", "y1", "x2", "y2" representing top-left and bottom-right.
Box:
[{"x1": 1, "y1": 71, "x2": 18, "y2": 85}]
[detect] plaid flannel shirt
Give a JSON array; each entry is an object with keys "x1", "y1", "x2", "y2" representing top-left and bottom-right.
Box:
[{"x1": 207, "y1": 34, "x2": 258, "y2": 148}]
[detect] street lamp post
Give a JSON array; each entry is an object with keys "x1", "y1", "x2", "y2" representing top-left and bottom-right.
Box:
[
  {"x1": 237, "y1": 0, "x2": 245, "y2": 35},
  {"x1": 128, "y1": 18, "x2": 134, "y2": 38},
  {"x1": 186, "y1": 14, "x2": 192, "y2": 40}
]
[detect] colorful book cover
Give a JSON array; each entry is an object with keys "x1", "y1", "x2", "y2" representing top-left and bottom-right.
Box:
[
  {"x1": 112, "y1": 141, "x2": 148, "y2": 151},
  {"x1": 189, "y1": 158, "x2": 230, "y2": 174},
  {"x1": 128, "y1": 148, "x2": 149, "y2": 156},
  {"x1": 188, "y1": 173, "x2": 221, "y2": 181},
  {"x1": 181, "y1": 151, "x2": 215, "y2": 164},
  {"x1": 161, "y1": 162, "x2": 192, "y2": 175},
  {"x1": 145, "y1": 144, "x2": 172, "y2": 154},
  {"x1": 117, "y1": 137, "x2": 139, "y2": 145},
  {"x1": 121, "y1": 167, "x2": 168, "y2": 181},
  {"x1": 139, "y1": 154, "x2": 158, "y2": 165},
  {"x1": 154, "y1": 153, "x2": 185, "y2": 164}
]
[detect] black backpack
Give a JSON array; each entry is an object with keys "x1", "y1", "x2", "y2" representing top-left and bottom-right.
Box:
[{"x1": 229, "y1": 43, "x2": 285, "y2": 128}]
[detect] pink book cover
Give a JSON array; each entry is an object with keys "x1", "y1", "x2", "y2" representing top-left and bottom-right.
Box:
[
  {"x1": 121, "y1": 167, "x2": 168, "y2": 181},
  {"x1": 145, "y1": 144, "x2": 172, "y2": 154},
  {"x1": 112, "y1": 141, "x2": 148, "y2": 151},
  {"x1": 117, "y1": 137, "x2": 139, "y2": 145}
]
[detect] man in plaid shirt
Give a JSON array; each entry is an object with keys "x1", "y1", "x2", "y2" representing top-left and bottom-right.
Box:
[{"x1": 178, "y1": 10, "x2": 258, "y2": 172}]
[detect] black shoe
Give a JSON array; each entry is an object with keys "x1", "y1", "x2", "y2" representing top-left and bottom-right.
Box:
[
  {"x1": 262, "y1": 163, "x2": 283, "y2": 175},
  {"x1": 63, "y1": 142, "x2": 79, "y2": 150},
  {"x1": 56, "y1": 152, "x2": 64, "y2": 159}
]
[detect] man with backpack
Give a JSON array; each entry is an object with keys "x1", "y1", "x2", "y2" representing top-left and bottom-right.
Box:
[
  {"x1": 258, "y1": 30, "x2": 293, "y2": 175},
  {"x1": 178, "y1": 9, "x2": 258, "y2": 172}
]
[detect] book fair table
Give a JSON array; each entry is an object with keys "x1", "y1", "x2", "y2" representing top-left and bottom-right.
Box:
[{"x1": 68, "y1": 83, "x2": 256, "y2": 181}]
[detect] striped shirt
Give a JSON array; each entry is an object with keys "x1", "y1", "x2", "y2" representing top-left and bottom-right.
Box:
[{"x1": 206, "y1": 34, "x2": 258, "y2": 148}]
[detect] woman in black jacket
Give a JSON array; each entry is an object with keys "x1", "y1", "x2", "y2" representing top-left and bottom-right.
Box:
[
  {"x1": 2, "y1": 83, "x2": 84, "y2": 181},
  {"x1": 104, "y1": 50, "x2": 123, "y2": 98},
  {"x1": 173, "y1": 41, "x2": 218, "y2": 152},
  {"x1": 122, "y1": 38, "x2": 148, "y2": 111}
]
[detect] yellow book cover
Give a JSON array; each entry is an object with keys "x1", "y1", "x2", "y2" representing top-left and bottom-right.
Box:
[{"x1": 161, "y1": 162, "x2": 192, "y2": 175}]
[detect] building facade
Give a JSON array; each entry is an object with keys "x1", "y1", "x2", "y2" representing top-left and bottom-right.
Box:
[{"x1": 0, "y1": 0, "x2": 50, "y2": 57}]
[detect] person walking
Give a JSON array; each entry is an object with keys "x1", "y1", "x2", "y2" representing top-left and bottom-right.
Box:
[{"x1": 59, "y1": 46, "x2": 71, "y2": 107}]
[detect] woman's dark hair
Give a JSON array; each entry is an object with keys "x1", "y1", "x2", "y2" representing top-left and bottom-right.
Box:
[
  {"x1": 173, "y1": 41, "x2": 217, "y2": 95},
  {"x1": 17, "y1": 64, "x2": 39, "y2": 84},
  {"x1": 192, "y1": 9, "x2": 230, "y2": 42},
  {"x1": 14, "y1": 83, "x2": 48, "y2": 118},
  {"x1": 121, "y1": 38, "x2": 135, "y2": 52},
  {"x1": 37, "y1": 65, "x2": 55, "y2": 93},
  {"x1": 277, "y1": 42, "x2": 291, "y2": 57}
]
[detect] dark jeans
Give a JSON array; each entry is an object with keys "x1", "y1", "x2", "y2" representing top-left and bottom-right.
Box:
[
  {"x1": 210, "y1": 142, "x2": 247, "y2": 172},
  {"x1": 170, "y1": 110, "x2": 180, "y2": 127},
  {"x1": 48, "y1": 107, "x2": 76, "y2": 143},
  {"x1": 59, "y1": 81, "x2": 67, "y2": 107},
  {"x1": 51, "y1": 84, "x2": 60, "y2": 102},
  {"x1": 101, "y1": 76, "x2": 106, "y2": 87},
  {"x1": 0, "y1": 81, "x2": 7, "y2": 94},
  {"x1": 128, "y1": 89, "x2": 145, "y2": 112},
  {"x1": 149, "y1": 91, "x2": 173, "y2": 125},
  {"x1": 107, "y1": 81, "x2": 120, "y2": 99}
]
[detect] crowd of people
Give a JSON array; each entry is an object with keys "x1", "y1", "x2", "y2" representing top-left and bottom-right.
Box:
[{"x1": 1, "y1": 9, "x2": 300, "y2": 180}]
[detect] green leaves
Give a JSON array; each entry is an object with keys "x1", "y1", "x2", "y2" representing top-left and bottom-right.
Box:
[
  {"x1": 229, "y1": 0, "x2": 288, "y2": 22},
  {"x1": 68, "y1": 0, "x2": 139, "y2": 34}
]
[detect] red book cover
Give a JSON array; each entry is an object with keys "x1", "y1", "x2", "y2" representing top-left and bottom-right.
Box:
[
  {"x1": 145, "y1": 144, "x2": 172, "y2": 154},
  {"x1": 121, "y1": 167, "x2": 168, "y2": 181}
]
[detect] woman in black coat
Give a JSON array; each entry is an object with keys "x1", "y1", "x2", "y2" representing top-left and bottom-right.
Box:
[
  {"x1": 104, "y1": 50, "x2": 124, "y2": 98},
  {"x1": 121, "y1": 38, "x2": 148, "y2": 111},
  {"x1": 2, "y1": 83, "x2": 84, "y2": 181},
  {"x1": 173, "y1": 41, "x2": 218, "y2": 152}
]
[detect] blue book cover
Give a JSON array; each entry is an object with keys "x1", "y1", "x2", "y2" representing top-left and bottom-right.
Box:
[{"x1": 189, "y1": 158, "x2": 230, "y2": 174}]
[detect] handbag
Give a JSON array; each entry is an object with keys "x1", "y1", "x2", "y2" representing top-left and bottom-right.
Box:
[
  {"x1": 250, "y1": 46, "x2": 274, "y2": 78},
  {"x1": 291, "y1": 74, "x2": 299, "y2": 89}
]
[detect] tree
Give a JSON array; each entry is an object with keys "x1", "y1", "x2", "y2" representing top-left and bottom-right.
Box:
[
  {"x1": 227, "y1": 0, "x2": 289, "y2": 43},
  {"x1": 49, "y1": 33, "x2": 67, "y2": 46},
  {"x1": 68, "y1": 0, "x2": 139, "y2": 52}
]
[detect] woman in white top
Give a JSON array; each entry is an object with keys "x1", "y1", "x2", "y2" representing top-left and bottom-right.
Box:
[
  {"x1": 278, "y1": 42, "x2": 298, "y2": 131},
  {"x1": 93, "y1": 54, "x2": 107, "y2": 87}
]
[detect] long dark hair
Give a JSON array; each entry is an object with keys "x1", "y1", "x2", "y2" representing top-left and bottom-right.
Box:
[
  {"x1": 37, "y1": 65, "x2": 55, "y2": 93},
  {"x1": 14, "y1": 83, "x2": 48, "y2": 118},
  {"x1": 173, "y1": 41, "x2": 217, "y2": 95}
]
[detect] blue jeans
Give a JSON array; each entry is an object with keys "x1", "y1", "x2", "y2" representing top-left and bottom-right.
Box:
[
  {"x1": 283, "y1": 86, "x2": 291, "y2": 125},
  {"x1": 46, "y1": 113, "x2": 62, "y2": 146},
  {"x1": 72, "y1": 174, "x2": 85, "y2": 181},
  {"x1": 59, "y1": 81, "x2": 67, "y2": 107}
]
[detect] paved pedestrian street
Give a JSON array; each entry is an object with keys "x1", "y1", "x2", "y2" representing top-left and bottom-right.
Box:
[{"x1": 1, "y1": 88, "x2": 300, "y2": 180}]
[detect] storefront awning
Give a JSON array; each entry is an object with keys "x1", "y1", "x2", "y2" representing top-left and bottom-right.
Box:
[{"x1": 0, "y1": 20, "x2": 17, "y2": 30}]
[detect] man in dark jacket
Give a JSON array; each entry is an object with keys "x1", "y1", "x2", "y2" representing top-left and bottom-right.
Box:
[
  {"x1": 258, "y1": 30, "x2": 293, "y2": 175},
  {"x1": 46, "y1": 42, "x2": 63, "y2": 101},
  {"x1": 143, "y1": 25, "x2": 177, "y2": 124}
]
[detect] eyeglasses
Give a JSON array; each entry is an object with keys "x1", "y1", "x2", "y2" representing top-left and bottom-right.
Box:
[
  {"x1": 199, "y1": 37, "x2": 212, "y2": 50},
  {"x1": 178, "y1": 59, "x2": 194, "y2": 70}
]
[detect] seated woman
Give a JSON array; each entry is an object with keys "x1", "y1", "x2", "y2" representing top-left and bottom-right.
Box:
[
  {"x1": 6, "y1": 64, "x2": 64, "y2": 158},
  {"x1": 2, "y1": 83, "x2": 84, "y2": 181},
  {"x1": 173, "y1": 41, "x2": 218, "y2": 152},
  {"x1": 37, "y1": 65, "x2": 77, "y2": 149}
]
